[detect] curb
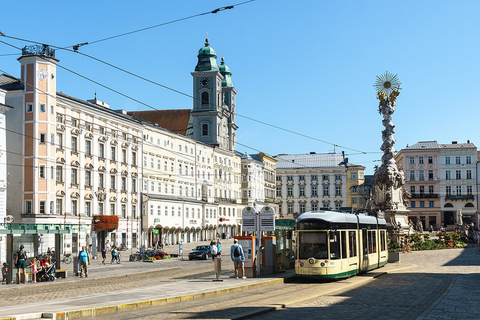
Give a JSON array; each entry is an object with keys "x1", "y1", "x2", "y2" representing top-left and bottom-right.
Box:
[
  {"x1": 0, "y1": 267, "x2": 181, "y2": 293},
  {"x1": 50, "y1": 278, "x2": 287, "y2": 320},
  {"x1": 0, "y1": 277, "x2": 291, "y2": 320}
]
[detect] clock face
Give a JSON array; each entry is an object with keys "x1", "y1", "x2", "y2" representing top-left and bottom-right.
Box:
[
  {"x1": 200, "y1": 77, "x2": 210, "y2": 87},
  {"x1": 37, "y1": 69, "x2": 48, "y2": 81}
]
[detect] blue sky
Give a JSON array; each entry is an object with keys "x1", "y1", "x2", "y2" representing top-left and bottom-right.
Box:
[{"x1": 1, "y1": 1, "x2": 479, "y2": 174}]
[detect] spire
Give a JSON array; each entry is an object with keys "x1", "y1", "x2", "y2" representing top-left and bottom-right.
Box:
[
  {"x1": 219, "y1": 57, "x2": 233, "y2": 87},
  {"x1": 195, "y1": 38, "x2": 218, "y2": 72}
]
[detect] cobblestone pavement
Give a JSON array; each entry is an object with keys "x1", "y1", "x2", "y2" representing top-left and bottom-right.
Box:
[
  {"x1": 250, "y1": 245, "x2": 480, "y2": 320},
  {"x1": 0, "y1": 239, "x2": 235, "y2": 306},
  {"x1": 2, "y1": 241, "x2": 478, "y2": 320}
]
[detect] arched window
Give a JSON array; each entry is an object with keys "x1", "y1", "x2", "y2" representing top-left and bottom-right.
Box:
[
  {"x1": 202, "y1": 123, "x2": 209, "y2": 136},
  {"x1": 201, "y1": 92, "x2": 209, "y2": 106},
  {"x1": 465, "y1": 202, "x2": 474, "y2": 208},
  {"x1": 444, "y1": 203, "x2": 454, "y2": 208}
]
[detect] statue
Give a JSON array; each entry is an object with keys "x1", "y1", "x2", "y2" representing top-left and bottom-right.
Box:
[{"x1": 372, "y1": 72, "x2": 410, "y2": 237}]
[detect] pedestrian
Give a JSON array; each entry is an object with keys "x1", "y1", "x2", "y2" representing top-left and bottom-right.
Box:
[
  {"x1": 402, "y1": 236, "x2": 412, "y2": 253},
  {"x1": 211, "y1": 241, "x2": 219, "y2": 260},
  {"x1": 226, "y1": 231, "x2": 229, "y2": 239},
  {"x1": 78, "y1": 246, "x2": 90, "y2": 278},
  {"x1": 101, "y1": 247, "x2": 107, "y2": 265},
  {"x1": 28, "y1": 257, "x2": 39, "y2": 283},
  {"x1": 111, "y1": 246, "x2": 118, "y2": 264},
  {"x1": 231, "y1": 239, "x2": 246, "y2": 279},
  {"x1": 105, "y1": 240, "x2": 111, "y2": 252},
  {"x1": 216, "y1": 239, "x2": 222, "y2": 256},
  {"x1": 161, "y1": 237, "x2": 166, "y2": 249},
  {"x1": 14, "y1": 245, "x2": 28, "y2": 284},
  {"x1": 429, "y1": 225, "x2": 433, "y2": 234},
  {"x1": 2, "y1": 262, "x2": 8, "y2": 284}
]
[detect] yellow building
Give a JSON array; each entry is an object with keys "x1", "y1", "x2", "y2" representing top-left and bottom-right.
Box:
[{"x1": 346, "y1": 165, "x2": 366, "y2": 210}]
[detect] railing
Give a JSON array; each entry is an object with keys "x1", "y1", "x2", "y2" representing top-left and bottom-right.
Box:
[
  {"x1": 445, "y1": 195, "x2": 474, "y2": 200},
  {"x1": 411, "y1": 193, "x2": 439, "y2": 198},
  {"x1": 22, "y1": 44, "x2": 55, "y2": 58}
]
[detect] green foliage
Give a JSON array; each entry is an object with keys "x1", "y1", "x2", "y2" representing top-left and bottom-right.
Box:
[
  {"x1": 387, "y1": 238, "x2": 401, "y2": 252},
  {"x1": 410, "y1": 233, "x2": 422, "y2": 243},
  {"x1": 162, "y1": 255, "x2": 171, "y2": 259}
]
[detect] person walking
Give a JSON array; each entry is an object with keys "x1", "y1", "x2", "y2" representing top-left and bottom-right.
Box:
[
  {"x1": 78, "y1": 246, "x2": 90, "y2": 278},
  {"x1": 111, "y1": 246, "x2": 118, "y2": 264},
  {"x1": 101, "y1": 247, "x2": 107, "y2": 265},
  {"x1": 402, "y1": 236, "x2": 412, "y2": 253},
  {"x1": 14, "y1": 245, "x2": 28, "y2": 284},
  {"x1": 230, "y1": 239, "x2": 246, "y2": 279}
]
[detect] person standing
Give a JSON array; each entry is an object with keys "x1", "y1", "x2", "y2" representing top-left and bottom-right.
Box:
[
  {"x1": 78, "y1": 246, "x2": 90, "y2": 278},
  {"x1": 28, "y1": 257, "x2": 39, "y2": 283},
  {"x1": 2, "y1": 263, "x2": 8, "y2": 284},
  {"x1": 211, "y1": 241, "x2": 219, "y2": 260},
  {"x1": 230, "y1": 239, "x2": 246, "y2": 279},
  {"x1": 14, "y1": 245, "x2": 28, "y2": 284},
  {"x1": 216, "y1": 239, "x2": 222, "y2": 256}
]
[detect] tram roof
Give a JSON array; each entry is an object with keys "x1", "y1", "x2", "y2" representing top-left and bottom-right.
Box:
[{"x1": 297, "y1": 211, "x2": 385, "y2": 226}]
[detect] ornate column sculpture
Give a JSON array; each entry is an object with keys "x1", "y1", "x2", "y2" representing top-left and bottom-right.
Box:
[{"x1": 372, "y1": 72, "x2": 410, "y2": 235}]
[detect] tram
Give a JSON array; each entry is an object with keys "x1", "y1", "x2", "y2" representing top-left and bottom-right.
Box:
[{"x1": 295, "y1": 210, "x2": 388, "y2": 279}]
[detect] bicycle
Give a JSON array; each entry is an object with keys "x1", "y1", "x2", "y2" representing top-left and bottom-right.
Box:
[{"x1": 62, "y1": 253, "x2": 72, "y2": 264}]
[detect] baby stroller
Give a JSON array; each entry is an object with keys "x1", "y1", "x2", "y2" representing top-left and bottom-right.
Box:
[{"x1": 38, "y1": 260, "x2": 56, "y2": 282}]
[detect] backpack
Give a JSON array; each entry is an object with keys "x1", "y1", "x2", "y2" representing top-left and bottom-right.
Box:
[
  {"x1": 17, "y1": 250, "x2": 26, "y2": 260},
  {"x1": 233, "y1": 245, "x2": 241, "y2": 257}
]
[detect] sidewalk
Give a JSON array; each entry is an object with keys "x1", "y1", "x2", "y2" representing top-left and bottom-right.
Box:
[{"x1": 0, "y1": 258, "x2": 294, "y2": 320}]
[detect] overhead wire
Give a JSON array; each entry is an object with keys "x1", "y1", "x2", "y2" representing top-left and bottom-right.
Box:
[{"x1": 0, "y1": 36, "x2": 376, "y2": 175}]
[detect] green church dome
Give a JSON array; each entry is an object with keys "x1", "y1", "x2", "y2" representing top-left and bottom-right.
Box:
[
  {"x1": 195, "y1": 39, "x2": 219, "y2": 72},
  {"x1": 219, "y1": 57, "x2": 233, "y2": 87}
]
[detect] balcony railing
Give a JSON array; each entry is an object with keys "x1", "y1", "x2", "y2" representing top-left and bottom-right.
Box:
[
  {"x1": 411, "y1": 193, "x2": 439, "y2": 199},
  {"x1": 446, "y1": 195, "x2": 474, "y2": 200}
]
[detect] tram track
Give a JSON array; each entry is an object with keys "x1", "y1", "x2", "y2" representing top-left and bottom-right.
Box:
[{"x1": 93, "y1": 272, "x2": 385, "y2": 320}]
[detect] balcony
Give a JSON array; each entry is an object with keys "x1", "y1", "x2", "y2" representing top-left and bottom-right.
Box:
[
  {"x1": 446, "y1": 195, "x2": 474, "y2": 200},
  {"x1": 411, "y1": 193, "x2": 439, "y2": 199}
]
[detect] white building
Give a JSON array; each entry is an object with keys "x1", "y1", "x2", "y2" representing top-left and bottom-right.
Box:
[
  {"x1": 0, "y1": 89, "x2": 12, "y2": 262},
  {"x1": 438, "y1": 141, "x2": 477, "y2": 227},
  {"x1": 275, "y1": 153, "x2": 349, "y2": 217},
  {"x1": 1, "y1": 45, "x2": 143, "y2": 258}
]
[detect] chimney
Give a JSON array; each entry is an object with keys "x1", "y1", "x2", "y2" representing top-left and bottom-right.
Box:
[
  {"x1": 467, "y1": 140, "x2": 470, "y2": 143},
  {"x1": 452, "y1": 141, "x2": 457, "y2": 144}
]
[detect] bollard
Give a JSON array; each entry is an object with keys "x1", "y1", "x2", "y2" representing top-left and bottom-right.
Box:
[{"x1": 213, "y1": 256, "x2": 223, "y2": 282}]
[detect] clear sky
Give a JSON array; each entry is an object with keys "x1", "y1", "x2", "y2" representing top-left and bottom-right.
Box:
[{"x1": 1, "y1": 1, "x2": 479, "y2": 174}]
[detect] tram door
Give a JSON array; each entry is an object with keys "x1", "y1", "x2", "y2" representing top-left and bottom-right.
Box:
[{"x1": 360, "y1": 229, "x2": 369, "y2": 272}]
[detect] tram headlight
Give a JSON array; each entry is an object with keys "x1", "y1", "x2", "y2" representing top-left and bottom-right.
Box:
[
  {"x1": 300, "y1": 262, "x2": 304, "y2": 267},
  {"x1": 308, "y1": 258, "x2": 315, "y2": 265},
  {"x1": 320, "y1": 262, "x2": 325, "y2": 267}
]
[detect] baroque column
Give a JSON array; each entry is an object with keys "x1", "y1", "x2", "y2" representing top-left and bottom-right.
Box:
[{"x1": 372, "y1": 72, "x2": 410, "y2": 235}]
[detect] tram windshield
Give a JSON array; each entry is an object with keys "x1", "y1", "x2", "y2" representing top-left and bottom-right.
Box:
[{"x1": 298, "y1": 232, "x2": 328, "y2": 259}]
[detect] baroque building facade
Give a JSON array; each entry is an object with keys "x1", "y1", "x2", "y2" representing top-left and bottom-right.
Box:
[
  {"x1": 274, "y1": 152, "x2": 352, "y2": 217},
  {"x1": 0, "y1": 39, "x2": 251, "y2": 262},
  {"x1": 395, "y1": 140, "x2": 477, "y2": 230}
]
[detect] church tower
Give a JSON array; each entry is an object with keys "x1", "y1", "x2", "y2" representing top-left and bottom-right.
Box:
[{"x1": 190, "y1": 39, "x2": 237, "y2": 151}]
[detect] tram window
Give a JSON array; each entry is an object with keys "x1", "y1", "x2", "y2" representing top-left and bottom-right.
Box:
[
  {"x1": 349, "y1": 231, "x2": 357, "y2": 257},
  {"x1": 341, "y1": 231, "x2": 347, "y2": 259},
  {"x1": 372, "y1": 231, "x2": 377, "y2": 253},
  {"x1": 329, "y1": 231, "x2": 340, "y2": 260},
  {"x1": 362, "y1": 230, "x2": 368, "y2": 254},
  {"x1": 298, "y1": 232, "x2": 328, "y2": 259},
  {"x1": 380, "y1": 231, "x2": 386, "y2": 251}
]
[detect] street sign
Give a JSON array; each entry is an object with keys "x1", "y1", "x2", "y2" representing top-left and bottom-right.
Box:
[
  {"x1": 153, "y1": 229, "x2": 159, "y2": 234},
  {"x1": 260, "y1": 215, "x2": 275, "y2": 232},
  {"x1": 242, "y1": 216, "x2": 256, "y2": 232}
]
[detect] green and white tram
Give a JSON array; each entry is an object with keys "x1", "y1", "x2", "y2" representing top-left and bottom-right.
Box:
[{"x1": 295, "y1": 211, "x2": 388, "y2": 279}]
